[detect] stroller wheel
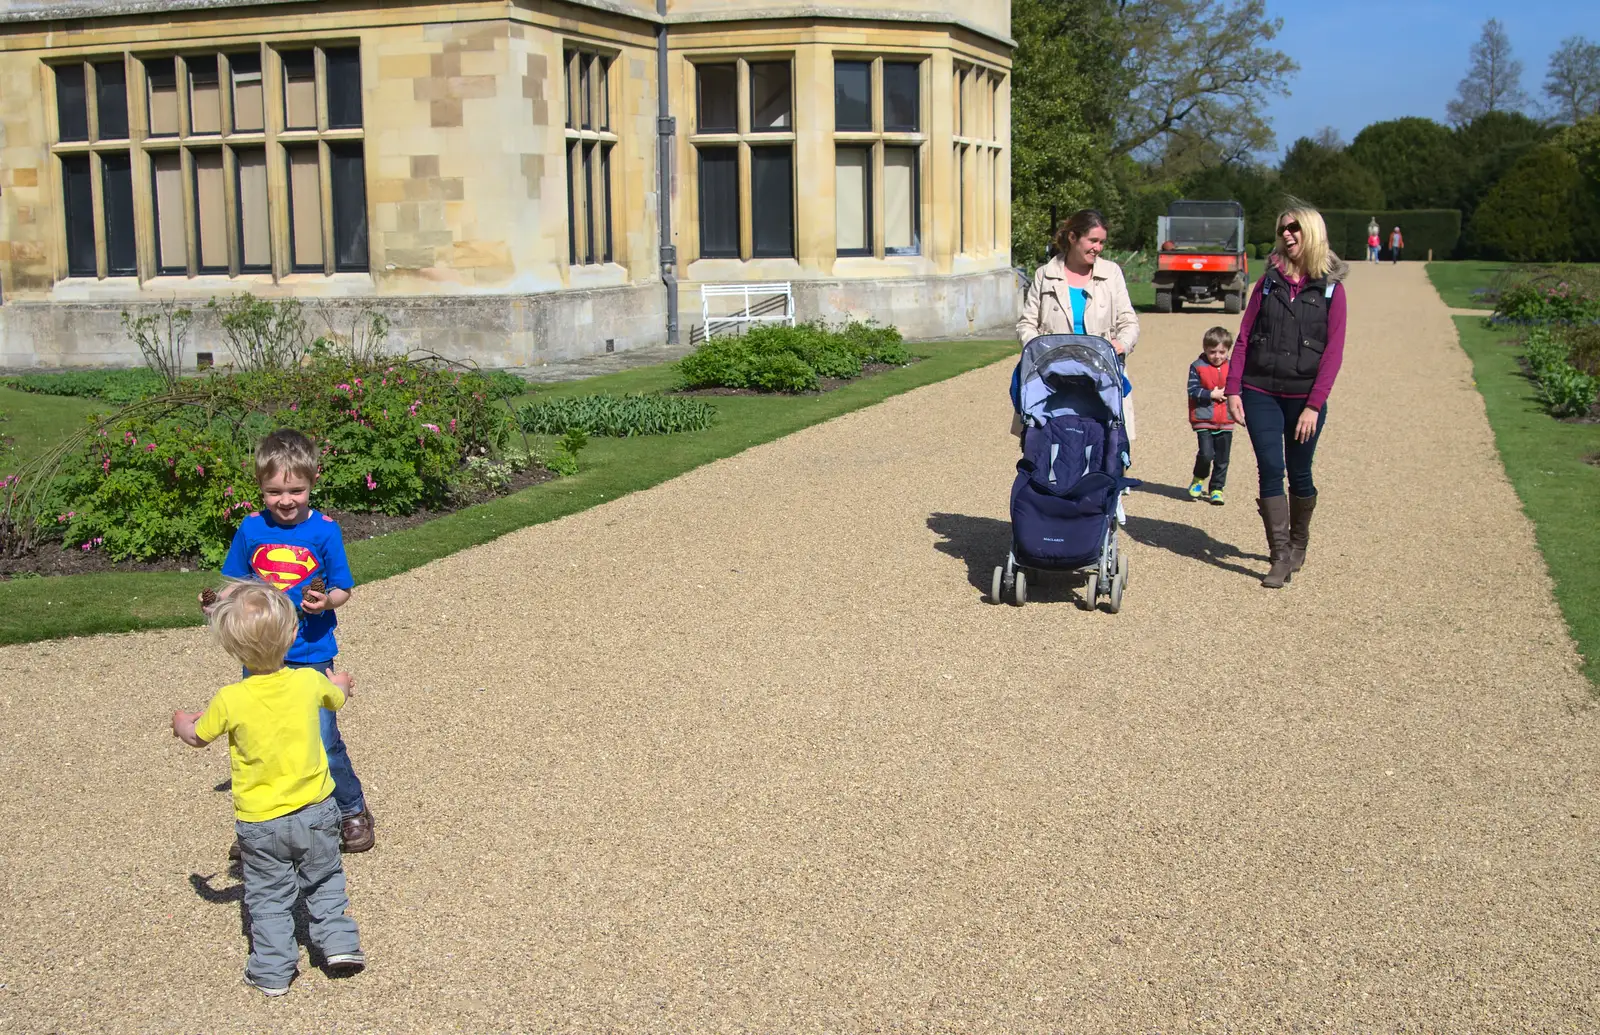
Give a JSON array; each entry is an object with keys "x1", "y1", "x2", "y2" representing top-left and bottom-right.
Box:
[
  {"x1": 1013, "y1": 569, "x2": 1027, "y2": 606},
  {"x1": 1107, "y1": 553, "x2": 1128, "y2": 613},
  {"x1": 990, "y1": 566, "x2": 1004, "y2": 605},
  {"x1": 1083, "y1": 571, "x2": 1098, "y2": 610}
]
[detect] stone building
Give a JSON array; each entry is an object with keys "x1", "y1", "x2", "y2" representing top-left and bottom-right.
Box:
[{"x1": 0, "y1": 0, "x2": 1014, "y2": 369}]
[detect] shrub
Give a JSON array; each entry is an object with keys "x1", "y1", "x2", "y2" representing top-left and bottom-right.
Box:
[
  {"x1": 1540, "y1": 364, "x2": 1599, "y2": 418},
  {"x1": 121, "y1": 300, "x2": 193, "y2": 389},
  {"x1": 478, "y1": 370, "x2": 528, "y2": 400},
  {"x1": 0, "y1": 368, "x2": 166, "y2": 404},
  {"x1": 1319, "y1": 209, "x2": 1463, "y2": 260},
  {"x1": 516, "y1": 393, "x2": 717, "y2": 437},
  {"x1": 1493, "y1": 279, "x2": 1600, "y2": 324},
  {"x1": 1522, "y1": 327, "x2": 1600, "y2": 419},
  {"x1": 1468, "y1": 146, "x2": 1586, "y2": 262},
  {"x1": 210, "y1": 295, "x2": 310, "y2": 372},
  {"x1": 675, "y1": 321, "x2": 907, "y2": 393}
]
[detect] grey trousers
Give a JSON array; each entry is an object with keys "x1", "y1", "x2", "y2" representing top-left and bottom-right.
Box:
[{"x1": 236, "y1": 795, "x2": 361, "y2": 986}]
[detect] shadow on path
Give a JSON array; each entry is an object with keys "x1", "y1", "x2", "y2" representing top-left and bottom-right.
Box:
[
  {"x1": 1122, "y1": 514, "x2": 1266, "y2": 578},
  {"x1": 927, "y1": 513, "x2": 1082, "y2": 604},
  {"x1": 1134, "y1": 480, "x2": 1203, "y2": 504}
]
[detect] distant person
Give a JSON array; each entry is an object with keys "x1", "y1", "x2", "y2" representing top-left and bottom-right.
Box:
[
  {"x1": 1015, "y1": 209, "x2": 1141, "y2": 438},
  {"x1": 1389, "y1": 226, "x2": 1404, "y2": 264},
  {"x1": 1366, "y1": 217, "x2": 1380, "y2": 262},
  {"x1": 1224, "y1": 203, "x2": 1348, "y2": 589},
  {"x1": 172, "y1": 582, "x2": 365, "y2": 996},
  {"x1": 1187, "y1": 326, "x2": 1235, "y2": 505}
]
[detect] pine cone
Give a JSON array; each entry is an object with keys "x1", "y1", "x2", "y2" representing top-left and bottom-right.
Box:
[
  {"x1": 306, "y1": 576, "x2": 326, "y2": 595},
  {"x1": 200, "y1": 588, "x2": 218, "y2": 609}
]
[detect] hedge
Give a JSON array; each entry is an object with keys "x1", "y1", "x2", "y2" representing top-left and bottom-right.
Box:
[{"x1": 1320, "y1": 209, "x2": 1463, "y2": 261}]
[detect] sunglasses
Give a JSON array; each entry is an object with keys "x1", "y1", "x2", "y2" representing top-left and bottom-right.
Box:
[{"x1": 1278, "y1": 221, "x2": 1302, "y2": 235}]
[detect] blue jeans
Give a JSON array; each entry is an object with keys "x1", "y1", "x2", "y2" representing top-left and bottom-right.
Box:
[
  {"x1": 1241, "y1": 389, "x2": 1327, "y2": 499},
  {"x1": 237, "y1": 795, "x2": 361, "y2": 986},
  {"x1": 250, "y1": 660, "x2": 368, "y2": 819}
]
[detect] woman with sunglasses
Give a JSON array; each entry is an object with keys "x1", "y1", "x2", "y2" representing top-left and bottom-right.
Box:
[{"x1": 1224, "y1": 204, "x2": 1348, "y2": 589}]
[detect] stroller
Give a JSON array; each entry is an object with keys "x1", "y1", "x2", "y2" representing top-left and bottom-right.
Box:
[{"x1": 991, "y1": 334, "x2": 1136, "y2": 611}]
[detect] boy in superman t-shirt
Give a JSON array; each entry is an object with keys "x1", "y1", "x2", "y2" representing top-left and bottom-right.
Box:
[{"x1": 209, "y1": 428, "x2": 376, "y2": 854}]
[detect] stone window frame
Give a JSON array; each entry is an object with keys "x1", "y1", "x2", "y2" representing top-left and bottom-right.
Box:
[
  {"x1": 688, "y1": 55, "x2": 797, "y2": 262},
  {"x1": 831, "y1": 54, "x2": 928, "y2": 260},
  {"x1": 563, "y1": 46, "x2": 619, "y2": 268},
  {"x1": 952, "y1": 61, "x2": 1004, "y2": 256},
  {"x1": 44, "y1": 41, "x2": 368, "y2": 284}
]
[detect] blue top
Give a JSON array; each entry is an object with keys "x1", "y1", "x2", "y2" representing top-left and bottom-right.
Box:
[
  {"x1": 221, "y1": 509, "x2": 354, "y2": 664},
  {"x1": 1067, "y1": 287, "x2": 1088, "y2": 334}
]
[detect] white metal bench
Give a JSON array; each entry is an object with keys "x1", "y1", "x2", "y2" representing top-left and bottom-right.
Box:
[{"x1": 700, "y1": 281, "x2": 795, "y2": 339}]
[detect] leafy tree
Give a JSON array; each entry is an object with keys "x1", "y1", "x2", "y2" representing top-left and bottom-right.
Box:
[
  {"x1": 1454, "y1": 110, "x2": 1555, "y2": 220},
  {"x1": 1278, "y1": 137, "x2": 1385, "y2": 211},
  {"x1": 1543, "y1": 36, "x2": 1600, "y2": 125},
  {"x1": 1347, "y1": 117, "x2": 1466, "y2": 209},
  {"x1": 1467, "y1": 145, "x2": 1584, "y2": 261},
  {"x1": 1447, "y1": 19, "x2": 1530, "y2": 126},
  {"x1": 1553, "y1": 116, "x2": 1600, "y2": 259},
  {"x1": 1108, "y1": 0, "x2": 1297, "y2": 160},
  {"x1": 1181, "y1": 161, "x2": 1283, "y2": 246},
  {"x1": 1009, "y1": 0, "x2": 1123, "y2": 268}
]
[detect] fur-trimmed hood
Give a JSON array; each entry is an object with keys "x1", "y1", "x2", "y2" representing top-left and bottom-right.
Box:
[{"x1": 1268, "y1": 251, "x2": 1348, "y2": 284}]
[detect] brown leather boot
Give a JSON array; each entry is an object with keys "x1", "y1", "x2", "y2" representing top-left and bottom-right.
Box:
[
  {"x1": 1257, "y1": 496, "x2": 1293, "y2": 589},
  {"x1": 1288, "y1": 493, "x2": 1318, "y2": 573}
]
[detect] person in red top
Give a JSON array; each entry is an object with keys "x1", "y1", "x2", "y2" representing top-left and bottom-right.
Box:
[{"x1": 1186, "y1": 326, "x2": 1235, "y2": 505}]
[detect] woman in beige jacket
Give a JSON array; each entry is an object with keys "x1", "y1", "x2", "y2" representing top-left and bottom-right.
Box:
[{"x1": 1014, "y1": 209, "x2": 1141, "y2": 438}]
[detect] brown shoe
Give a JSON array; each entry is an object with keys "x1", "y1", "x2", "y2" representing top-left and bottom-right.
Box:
[
  {"x1": 1288, "y1": 493, "x2": 1318, "y2": 573},
  {"x1": 228, "y1": 838, "x2": 242, "y2": 861},
  {"x1": 340, "y1": 810, "x2": 375, "y2": 853},
  {"x1": 1257, "y1": 496, "x2": 1293, "y2": 589}
]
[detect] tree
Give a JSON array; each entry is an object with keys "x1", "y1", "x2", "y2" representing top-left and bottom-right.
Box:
[
  {"x1": 1108, "y1": 0, "x2": 1297, "y2": 160},
  {"x1": 1278, "y1": 137, "x2": 1385, "y2": 211},
  {"x1": 1543, "y1": 36, "x2": 1600, "y2": 125},
  {"x1": 1467, "y1": 145, "x2": 1584, "y2": 261},
  {"x1": 1347, "y1": 117, "x2": 1466, "y2": 209},
  {"x1": 1009, "y1": 0, "x2": 1123, "y2": 268},
  {"x1": 1447, "y1": 19, "x2": 1530, "y2": 126},
  {"x1": 1553, "y1": 116, "x2": 1600, "y2": 259},
  {"x1": 1454, "y1": 110, "x2": 1555, "y2": 220}
]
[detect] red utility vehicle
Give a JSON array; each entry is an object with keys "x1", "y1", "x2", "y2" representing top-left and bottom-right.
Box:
[{"x1": 1153, "y1": 200, "x2": 1249, "y2": 314}]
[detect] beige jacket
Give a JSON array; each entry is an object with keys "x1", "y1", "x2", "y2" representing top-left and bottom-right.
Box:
[
  {"x1": 1016, "y1": 255, "x2": 1141, "y2": 353},
  {"x1": 1013, "y1": 255, "x2": 1142, "y2": 439}
]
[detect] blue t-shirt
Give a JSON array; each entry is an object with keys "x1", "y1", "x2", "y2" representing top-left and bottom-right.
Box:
[
  {"x1": 1067, "y1": 286, "x2": 1088, "y2": 334},
  {"x1": 221, "y1": 509, "x2": 353, "y2": 664}
]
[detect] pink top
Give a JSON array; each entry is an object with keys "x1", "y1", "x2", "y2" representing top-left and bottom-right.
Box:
[{"x1": 1225, "y1": 259, "x2": 1347, "y2": 411}]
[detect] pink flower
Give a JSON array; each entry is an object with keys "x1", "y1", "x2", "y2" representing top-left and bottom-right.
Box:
[
  {"x1": 144, "y1": 443, "x2": 157, "y2": 452},
  {"x1": 290, "y1": 403, "x2": 299, "y2": 412},
  {"x1": 421, "y1": 423, "x2": 440, "y2": 434},
  {"x1": 364, "y1": 473, "x2": 377, "y2": 491},
  {"x1": 225, "y1": 486, "x2": 234, "y2": 496},
  {"x1": 196, "y1": 464, "x2": 205, "y2": 476},
  {"x1": 449, "y1": 418, "x2": 458, "y2": 432}
]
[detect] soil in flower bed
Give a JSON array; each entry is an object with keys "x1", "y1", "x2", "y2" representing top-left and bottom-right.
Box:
[
  {"x1": 675, "y1": 360, "x2": 917, "y2": 396},
  {"x1": 0, "y1": 465, "x2": 554, "y2": 581}
]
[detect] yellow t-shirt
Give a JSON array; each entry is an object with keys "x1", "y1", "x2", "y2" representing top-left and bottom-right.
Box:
[{"x1": 194, "y1": 667, "x2": 345, "y2": 822}]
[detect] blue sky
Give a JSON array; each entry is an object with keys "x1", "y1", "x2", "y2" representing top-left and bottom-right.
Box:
[{"x1": 1258, "y1": 0, "x2": 1599, "y2": 159}]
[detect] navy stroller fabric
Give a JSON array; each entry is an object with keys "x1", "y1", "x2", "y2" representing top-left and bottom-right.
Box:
[{"x1": 1009, "y1": 335, "x2": 1133, "y2": 571}]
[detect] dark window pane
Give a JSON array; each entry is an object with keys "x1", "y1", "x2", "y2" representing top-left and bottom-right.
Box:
[
  {"x1": 282, "y1": 50, "x2": 316, "y2": 129},
  {"x1": 102, "y1": 153, "x2": 136, "y2": 276},
  {"x1": 884, "y1": 62, "x2": 919, "y2": 132},
  {"x1": 579, "y1": 55, "x2": 592, "y2": 130},
  {"x1": 602, "y1": 144, "x2": 614, "y2": 263},
  {"x1": 146, "y1": 57, "x2": 179, "y2": 136},
  {"x1": 563, "y1": 51, "x2": 574, "y2": 128},
  {"x1": 583, "y1": 142, "x2": 596, "y2": 265},
  {"x1": 834, "y1": 60, "x2": 870, "y2": 131},
  {"x1": 95, "y1": 61, "x2": 128, "y2": 139},
  {"x1": 598, "y1": 56, "x2": 610, "y2": 131},
  {"x1": 697, "y1": 63, "x2": 736, "y2": 132},
  {"x1": 749, "y1": 62, "x2": 790, "y2": 131},
  {"x1": 751, "y1": 146, "x2": 793, "y2": 258},
  {"x1": 325, "y1": 47, "x2": 362, "y2": 129},
  {"x1": 61, "y1": 155, "x2": 96, "y2": 276},
  {"x1": 697, "y1": 146, "x2": 738, "y2": 258},
  {"x1": 566, "y1": 141, "x2": 579, "y2": 264},
  {"x1": 329, "y1": 142, "x2": 369, "y2": 271},
  {"x1": 55, "y1": 64, "x2": 88, "y2": 142}
]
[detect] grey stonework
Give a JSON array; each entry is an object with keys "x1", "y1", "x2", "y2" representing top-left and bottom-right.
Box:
[{"x1": 0, "y1": 282, "x2": 668, "y2": 371}]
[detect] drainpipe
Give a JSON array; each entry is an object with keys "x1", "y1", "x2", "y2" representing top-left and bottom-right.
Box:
[{"x1": 656, "y1": 0, "x2": 680, "y2": 345}]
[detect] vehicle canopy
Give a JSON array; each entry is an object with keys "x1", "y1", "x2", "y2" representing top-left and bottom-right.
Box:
[{"x1": 1160, "y1": 200, "x2": 1244, "y2": 253}]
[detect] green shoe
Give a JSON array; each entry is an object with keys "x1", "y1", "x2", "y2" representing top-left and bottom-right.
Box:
[
  {"x1": 1209, "y1": 489, "x2": 1225, "y2": 505},
  {"x1": 1188, "y1": 480, "x2": 1205, "y2": 499}
]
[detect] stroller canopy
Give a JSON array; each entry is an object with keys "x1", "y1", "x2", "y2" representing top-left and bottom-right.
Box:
[{"x1": 1017, "y1": 334, "x2": 1125, "y2": 424}]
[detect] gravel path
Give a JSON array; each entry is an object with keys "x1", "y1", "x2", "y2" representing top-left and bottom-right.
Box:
[{"x1": 3, "y1": 263, "x2": 1597, "y2": 1033}]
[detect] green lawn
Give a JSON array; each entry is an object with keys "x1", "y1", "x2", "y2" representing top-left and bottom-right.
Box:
[
  {"x1": 1456, "y1": 317, "x2": 1600, "y2": 687},
  {"x1": 0, "y1": 340, "x2": 1014, "y2": 645},
  {"x1": 1426, "y1": 261, "x2": 1512, "y2": 310},
  {"x1": 0, "y1": 386, "x2": 104, "y2": 469}
]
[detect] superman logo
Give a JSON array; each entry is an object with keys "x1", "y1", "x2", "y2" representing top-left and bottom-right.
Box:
[{"x1": 249, "y1": 544, "x2": 321, "y2": 591}]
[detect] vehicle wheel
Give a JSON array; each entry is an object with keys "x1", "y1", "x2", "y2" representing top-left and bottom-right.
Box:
[
  {"x1": 1083, "y1": 572, "x2": 1098, "y2": 610},
  {"x1": 1154, "y1": 289, "x2": 1173, "y2": 314},
  {"x1": 1013, "y1": 569, "x2": 1028, "y2": 606},
  {"x1": 1224, "y1": 291, "x2": 1242, "y2": 314},
  {"x1": 1107, "y1": 552, "x2": 1128, "y2": 613},
  {"x1": 990, "y1": 566, "x2": 1003, "y2": 604}
]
